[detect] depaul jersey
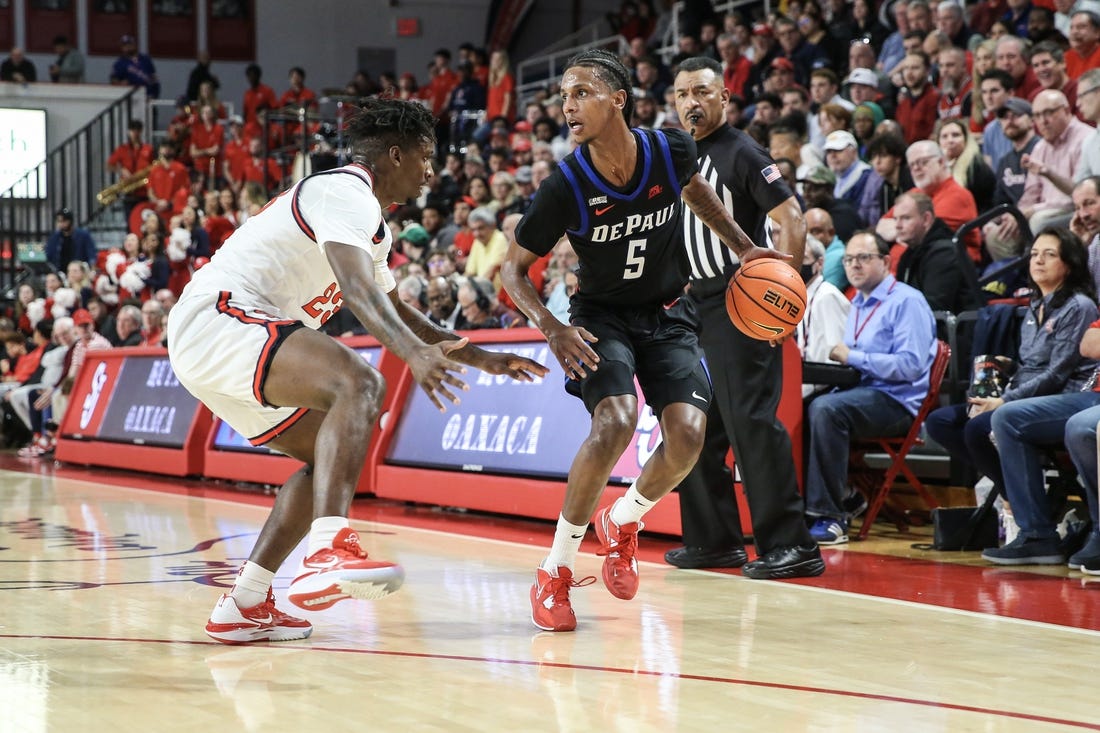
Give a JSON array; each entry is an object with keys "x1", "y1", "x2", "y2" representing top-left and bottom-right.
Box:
[
  {"x1": 515, "y1": 127, "x2": 698, "y2": 308},
  {"x1": 180, "y1": 163, "x2": 396, "y2": 328}
]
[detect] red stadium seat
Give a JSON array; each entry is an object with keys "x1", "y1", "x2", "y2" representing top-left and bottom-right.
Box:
[{"x1": 850, "y1": 340, "x2": 951, "y2": 539}]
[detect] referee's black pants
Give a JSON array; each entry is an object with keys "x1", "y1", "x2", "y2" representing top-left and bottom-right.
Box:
[{"x1": 676, "y1": 281, "x2": 814, "y2": 554}]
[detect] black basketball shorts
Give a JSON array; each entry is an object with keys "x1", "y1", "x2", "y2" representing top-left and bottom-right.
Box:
[{"x1": 564, "y1": 296, "x2": 712, "y2": 418}]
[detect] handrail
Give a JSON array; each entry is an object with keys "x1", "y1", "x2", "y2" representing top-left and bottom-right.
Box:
[{"x1": 0, "y1": 87, "x2": 142, "y2": 298}]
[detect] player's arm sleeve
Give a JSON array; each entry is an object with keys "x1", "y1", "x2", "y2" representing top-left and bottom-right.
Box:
[
  {"x1": 661, "y1": 128, "x2": 700, "y2": 188},
  {"x1": 514, "y1": 170, "x2": 574, "y2": 256}
]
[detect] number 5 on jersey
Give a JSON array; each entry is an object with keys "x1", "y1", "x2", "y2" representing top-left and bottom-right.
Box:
[{"x1": 624, "y1": 238, "x2": 646, "y2": 280}]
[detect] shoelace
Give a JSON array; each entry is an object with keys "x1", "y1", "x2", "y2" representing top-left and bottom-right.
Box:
[
  {"x1": 597, "y1": 523, "x2": 639, "y2": 562},
  {"x1": 337, "y1": 533, "x2": 369, "y2": 559},
  {"x1": 547, "y1": 573, "x2": 596, "y2": 604}
]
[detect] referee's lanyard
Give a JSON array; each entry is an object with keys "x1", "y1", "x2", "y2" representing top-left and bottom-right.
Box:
[{"x1": 852, "y1": 281, "x2": 896, "y2": 348}]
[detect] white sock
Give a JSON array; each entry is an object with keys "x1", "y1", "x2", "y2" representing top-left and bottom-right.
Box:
[
  {"x1": 542, "y1": 514, "x2": 589, "y2": 572},
  {"x1": 230, "y1": 561, "x2": 274, "y2": 609},
  {"x1": 610, "y1": 484, "x2": 656, "y2": 527},
  {"x1": 307, "y1": 516, "x2": 350, "y2": 557}
]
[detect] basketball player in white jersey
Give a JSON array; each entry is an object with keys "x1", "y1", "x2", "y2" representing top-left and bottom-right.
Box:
[{"x1": 169, "y1": 98, "x2": 548, "y2": 643}]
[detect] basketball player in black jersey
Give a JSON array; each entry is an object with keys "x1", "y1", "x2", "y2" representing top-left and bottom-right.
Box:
[
  {"x1": 669, "y1": 56, "x2": 826, "y2": 579},
  {"x1": 502, "y1": 49, "x2": 786, "y2": 632}
]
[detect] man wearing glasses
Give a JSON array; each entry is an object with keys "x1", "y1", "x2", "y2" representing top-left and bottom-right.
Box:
[
  {"x1": 802, "y1": 232, "x2": 937, "y2": 545},
  {"x1": 1015, "y1": 89, "x2": 1094, "y2": 235},
  {"x1": 1074, "y1": 69, "x2": 1100, "y2": 182}
]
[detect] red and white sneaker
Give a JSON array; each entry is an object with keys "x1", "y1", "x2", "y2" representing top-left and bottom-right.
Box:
[
  {"x1": 205, "y1": 590, "x2": 313, "y2": 644},
  {"x1": 530, "y1": 565, "x2": 594, "y2": 632},
  {"x1": 288, "y1": 527, "x2": 405, "y2": 611},
  {"x1": 594, "y1": 506, "x2": 642, "y2": 600}
]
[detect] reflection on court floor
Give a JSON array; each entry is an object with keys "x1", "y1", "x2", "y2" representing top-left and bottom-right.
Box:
[{"x1": 2, "y1": 468, "x2": 1099, "y2": 732}]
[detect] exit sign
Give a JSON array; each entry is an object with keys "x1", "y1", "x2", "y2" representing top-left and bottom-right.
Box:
[{"x1": 396, "y1": 18, "x2": 420, "y2": 37}]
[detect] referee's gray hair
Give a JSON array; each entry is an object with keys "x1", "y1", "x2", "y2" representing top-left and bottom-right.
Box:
[{"x1": 468, "y1": 207, "x2": 498, "y2": 227}]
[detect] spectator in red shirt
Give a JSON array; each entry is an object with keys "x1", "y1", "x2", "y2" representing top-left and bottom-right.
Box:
[
  {"x1": 423, "y1": 49, "x2": 460, "y2": 119},
  {"x1": 147, "y1": 141, "x2": 190, "y2": 220},
  {"x1": 279, "y1": 66, "x2": 317, "y2": 112},
  {"x1": 1066, "y1": 7, "x2": 1100, "y2": 79},
  {"x1": 189, "y1": 104, "x2": 225, "y2": 190},
  {"x1": 230, "y1": 138, "x2": 282, "y2": 194},
  {"x1": 717, "y1": 32, "x2": 751, "y2": 98},
  {"x1": 996, "y1": 35, "x2": 1041, "y2": 99},
  {"x1": 486, "y1": 50, "x2": 515, "y2": 123},
  {"x1": 107, "y1": 118, "x2": 154, "y2": 209},
  {"x1": 896, "y1": 52, "x2": 941, "y2": 144},
  {"x1": 242, "y1": 63, "x2": 278, "y2": 126}
]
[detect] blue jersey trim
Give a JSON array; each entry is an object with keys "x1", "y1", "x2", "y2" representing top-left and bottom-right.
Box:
[
  {"x1": 557, "y1": 159, "x2": 590, "y2": 236},
  {"x1": 574, "y1": 129, "x2": 652, "y2": 201},
  {"x1": 652, "y1": 130, "x2": 681, "y2": 197}
]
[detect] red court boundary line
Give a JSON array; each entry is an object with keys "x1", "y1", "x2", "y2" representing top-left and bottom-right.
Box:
[{"x1": 1, "y1": 633, "x2": 1096, "y2": 730}]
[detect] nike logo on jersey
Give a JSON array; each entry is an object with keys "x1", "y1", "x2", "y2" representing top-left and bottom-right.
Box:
[
  {"x1": 691, "y1": 391, "x2": 707, "y2": 403},
  {"x1": 595, "y1": 204, "x2": 615, "y2": 216}
]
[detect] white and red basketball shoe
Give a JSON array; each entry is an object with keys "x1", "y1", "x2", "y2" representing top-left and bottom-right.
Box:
[
  {"x1": 594, "y1": 506, "x2": 642, "y2": 600},
  {"x1": 287, "y1": 527, "x2": 405, "y2": 611},
  {"x1": 205, "y1": 589, "x2": 313, "y2": 644},
  {"x1": 530, "y1": 565, "x2": 595, "y2": 632}
]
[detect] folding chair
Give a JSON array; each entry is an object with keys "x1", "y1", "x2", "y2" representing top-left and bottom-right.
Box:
[{"x1": 850, "y1": 340, "x2": 951, "y2": 540}]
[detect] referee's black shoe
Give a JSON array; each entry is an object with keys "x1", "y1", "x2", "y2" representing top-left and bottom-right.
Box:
[
  {"x1": 741, "y1": 544, "x2": 826, "y2": 579},
  {"x1": 664, "y1": 545, "x2": 748, "y2": 569}
]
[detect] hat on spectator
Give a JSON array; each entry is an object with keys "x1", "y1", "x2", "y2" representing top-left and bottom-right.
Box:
[
  {"x1": 1071, "y1": 1, "x2": 1100, "y2": 24},
  {"x1": 823, "y1": 130, "x2": 858, "y2": 151},
  {"x1": 72, "y1": 309, "x2": 94, "y2": 326},
  {"x1": 141, "y1": 208, "x2": 158, "y2": 222},
  {"x1": 512, "y1": 137, "x2": 532, "y2": 151},
  {"x1": 845, "y1": 68, "x2": 879, "y2": 88},
  {"x1": 997, "y1": 97, "x2": 1032, "y2": 117},
  {"x1": 515, "y1": 165, "x2": 533, "y2": 183},
  {"x1": 752, "y1": 22, "x2": 774, "y2": 37},
  {"x1": 514, "y1": 120, "x2": 532, "y2": 133},
  {"x1": 398, "y1": 224, "x2": 430, "y2": 247},
  {"x1": 769, "y1": 57, "x2": 795, "y2": 74},
  {"x1": 465, "y1": 154, "x2": 485, "y2": 168},
  {"x1": 799, "y1": 166, "x2": 837, "y2": 185},
  {"x1": 120, "y1": 34, "x2": 136, "y2": 45},
  {"x1": 228, "y1": 114, "x2": 243, "y2": 125}
]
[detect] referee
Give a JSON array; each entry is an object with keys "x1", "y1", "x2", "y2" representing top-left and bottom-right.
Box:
[{"x1": 668, "y1": 56, "x2": 824, "y2": 579}]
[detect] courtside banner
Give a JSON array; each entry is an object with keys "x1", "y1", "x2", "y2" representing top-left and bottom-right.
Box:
[
  {"x1": 59, "y1": 355, "x2": 125, "y2": 439},
  {"x1": 384, "y1": 340, "x2": 661, "y2": 483},
  {"x1": 91, "y1": 355, "x2": 202, "y2": 447}
]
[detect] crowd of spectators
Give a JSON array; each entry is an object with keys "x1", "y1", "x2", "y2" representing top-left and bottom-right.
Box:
[{"x1": 7, "y1": 0, "x2": 1100, "y2": 558}]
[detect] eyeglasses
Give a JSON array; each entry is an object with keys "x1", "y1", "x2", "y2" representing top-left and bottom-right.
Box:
[
  {"x1": 1079, "y1": 86, "x2": 1100, "y2": 99},
  {"x1": 842, "y1": 253, "x2": 884, "y2": 266},
  {"x1": 1033, "y1": 105, "x2": 1067, "y2": 120},
  {"x1": 907, "y1": 155, "x2": 940, "y2": 169}
]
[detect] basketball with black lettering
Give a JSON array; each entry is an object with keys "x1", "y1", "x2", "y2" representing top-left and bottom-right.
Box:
[{"x1": 725, "y1": 259, "x2": 807, "y2": 341}]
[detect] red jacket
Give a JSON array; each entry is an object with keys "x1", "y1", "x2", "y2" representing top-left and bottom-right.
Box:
[{"x1": 896, "y1": 85, "x2": 941, "y2": 145}]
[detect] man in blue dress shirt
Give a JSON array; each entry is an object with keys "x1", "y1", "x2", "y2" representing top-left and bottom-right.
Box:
[{"x1": 803, "y1": 230, "x2": 937, "y2": 544}]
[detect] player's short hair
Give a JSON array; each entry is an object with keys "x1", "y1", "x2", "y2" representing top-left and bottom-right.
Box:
[
  {"x1": 347, "y1": 97, "x2": 437, "y2": 163},
  {"x1": 564, "y1": 48, "x2": 635, "y2": 124}
]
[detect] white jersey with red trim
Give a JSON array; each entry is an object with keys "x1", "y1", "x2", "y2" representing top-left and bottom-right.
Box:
[{"x1": 182, "y1": 163, "x2": 396, "y2": 328}]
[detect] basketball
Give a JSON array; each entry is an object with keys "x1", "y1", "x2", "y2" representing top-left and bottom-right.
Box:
[{"x1": 725, "y1": 259, "x2": 807, "y2": 341}]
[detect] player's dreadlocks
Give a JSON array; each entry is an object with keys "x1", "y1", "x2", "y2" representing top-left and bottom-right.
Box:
[
  {"x1": 347, "y1": 97, "x2": 437, "y2": 164},
  {"x1": 565, "y1": 48, "x2": 635, "y2": 125}
]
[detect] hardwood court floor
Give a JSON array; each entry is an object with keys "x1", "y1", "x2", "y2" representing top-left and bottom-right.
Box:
[{"x1": 2, "y1": 459, "x2": 1099, "y2": 732}]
